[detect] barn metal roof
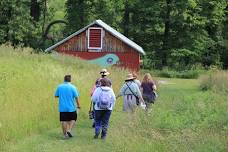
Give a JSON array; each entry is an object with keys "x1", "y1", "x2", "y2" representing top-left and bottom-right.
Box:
[{"x1": 45, "y1": 19, "x2": 145, "y2": 55}]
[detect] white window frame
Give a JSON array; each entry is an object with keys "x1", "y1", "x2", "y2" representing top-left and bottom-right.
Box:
[{"x1": 87, "y1": 27, "x2": 103, "y2": 50}]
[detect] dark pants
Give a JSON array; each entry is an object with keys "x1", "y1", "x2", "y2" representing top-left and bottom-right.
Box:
[
  {"x1": 143, "y1": 94, "x2": 155, "y2": 110},
  {"x1": 94, "y1": 110, "x2": 112, "y2": 137}
]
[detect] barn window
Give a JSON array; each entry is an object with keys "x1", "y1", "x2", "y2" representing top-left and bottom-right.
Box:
[{"x1": 88, "y1": 27, "x2": 103, "y2": 50}]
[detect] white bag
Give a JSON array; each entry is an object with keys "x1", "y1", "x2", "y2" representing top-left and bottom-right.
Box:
[{"x1": 140, "y1": 102, "x2": 146, "y2": 110}]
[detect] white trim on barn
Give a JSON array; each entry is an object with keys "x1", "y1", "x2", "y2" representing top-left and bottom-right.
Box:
[
  {"x1": 45, "y1": 19, "x2": 145, "y2": 55},
  {"x1": 87, "y1": 27, "x2": 103, "y2": 50}
]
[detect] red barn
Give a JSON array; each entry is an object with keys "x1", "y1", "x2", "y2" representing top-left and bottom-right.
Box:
[{"x1": 45, "y1": 20, "x2": 145, "y2": 71}]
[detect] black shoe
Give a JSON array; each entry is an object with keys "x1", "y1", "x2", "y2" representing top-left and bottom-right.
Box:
[
  {"x1": 67, "y1": 131, "x2": 73, "y2": 138},
  {"x1": 94, "y1": 134, "x2": 99, "y2": 139}
]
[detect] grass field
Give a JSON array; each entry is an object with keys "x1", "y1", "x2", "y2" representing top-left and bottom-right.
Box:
[{"x1": 0, "y1": 46, "x2": 227, "y2": 152}]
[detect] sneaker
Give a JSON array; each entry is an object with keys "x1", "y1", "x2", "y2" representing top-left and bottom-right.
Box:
[
  {"x1": 94, "y1": 134, "x2": 99, "y2": 139},
  {"x1": 66, "y1": 131, "x2": 73, "y2": 138}
]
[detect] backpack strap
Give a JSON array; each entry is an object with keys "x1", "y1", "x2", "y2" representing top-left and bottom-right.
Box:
[
  {"x1": 125, "y1": 82, "x2": 138, "y2": 98},
  {"x1": 123, "y1": 85, "x2": 129, "y2": 95}
]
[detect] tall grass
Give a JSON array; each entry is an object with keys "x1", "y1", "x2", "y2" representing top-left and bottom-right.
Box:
[
  {"x1": 0, "y1": 45, "x2": 227, "y2": 152},
  {"x1": 143, "y1": 68, "x2": 203, "y2": 79},
  {"x1": 0, "y1": 45, "x2": 128, "y2": 147},
  {"x1": 199, "y1": 70, "x2": 228, "y2": 94}
]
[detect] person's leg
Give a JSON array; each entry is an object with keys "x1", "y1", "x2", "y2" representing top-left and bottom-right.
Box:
[
  {"x1": 66, "y1": 120, "x2": 75, "y2": 137},
  {"x1": 66, "y1": 111, "x2": 77, "y2": 137},
  {"x1": 61, "y1": 121, "x2": 68, "y2": 137},
  {"x1": 94, "y1": 110, "x2": 102, "y2": 138},
  {"x1": 144, "y1": 98, "x2": 152, "y2": 114},
  {"x1": 101, "y1": 110, "x2": 112, "y2": 139},
  {"x1": 60, "y1": 112, "x2": 68, "y2": 138},
  {"x1": 143, "y1": 96, "x2": 151, "y2": 113},
  {"x1": 68, "y1": 120, "x2": 75, "y2": 131}
]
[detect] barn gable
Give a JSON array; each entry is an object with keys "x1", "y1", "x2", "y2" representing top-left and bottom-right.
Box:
[
  {"x1": 45, "y1": 20, "x2": 145, "y2": 70},
  {"x1": 45, "y1": 20, "x2": 145, "y2": 55}
]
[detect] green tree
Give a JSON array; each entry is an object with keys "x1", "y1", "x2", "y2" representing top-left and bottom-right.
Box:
[
  {"x1": 0, "y1": 0, "x2": 14, "y2": 44},
  {"x1": 65, "y1": 0, "x2": 90, "y2": 34},
  {"x1": 0, "y1": 0, "x2": 49, "y2": 48},
  {"x1": 221, "y1": 4, "x2": 228, "y2": 68},
  {"x1": 129, "y1": 0, "x2": 227, "y2": 69},
  {"x1": 90, "y1": 0, "x2": 123, "y2": 29}
]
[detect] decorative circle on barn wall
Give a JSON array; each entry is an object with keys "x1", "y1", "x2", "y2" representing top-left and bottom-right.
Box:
[
  {"x1": 107, "y1": 57, "x2": 114, "y2": 64},
  {"x1": 87, "y1": 54, "x2": 119, "y2": 67}
]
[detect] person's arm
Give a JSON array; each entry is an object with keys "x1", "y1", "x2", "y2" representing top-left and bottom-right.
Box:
[
  {"x1": 54, "y1": 87, "x2": 59, "y2": 98},
  {"x1": 152, "y1": 82, "x2": 157, "y2": 91},
  {"x1": 153, "y1": 84, "x2": 157, "y2": 90},
  {"x1": 90, "y1": 85, "x2": 96, "y2": 96},
  {"x1": 140, "y1": 86, "x2": 143, "y2": 94},
  {"x1": 76, "y1": 98, "x2": 81, "y2": 109},
  {"x1": 72, "y1": 86, "x2": 80, "y2": 109},
  {"x1": 91, "y1": 87, "x2": 99, "y2": 103},
  {"x1": 135, "y1": 84, "x2": 144, "y2": 103},
  {"x1": 116, "y1": 84, "x2": 126, "y2": 99}
]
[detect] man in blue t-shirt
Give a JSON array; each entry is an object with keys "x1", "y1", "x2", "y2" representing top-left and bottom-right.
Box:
[{"x1": 55, "y1": 75, "x2": 80, "y2": 138}]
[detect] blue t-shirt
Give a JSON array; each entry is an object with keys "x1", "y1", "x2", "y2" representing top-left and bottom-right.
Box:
[{"x1": 55, "y1": 82, "x2": 79, "y2": 112}]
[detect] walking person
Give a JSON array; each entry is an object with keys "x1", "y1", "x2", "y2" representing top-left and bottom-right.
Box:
[
  {"x1": 117, "y1": 73, "x2": 144, "y2": 113},
  {"x1": 95, "y1": 68, "x2": 112, "y2": 87},
  {"x1": 89, "y1": 69, "x2": 112, "y2": 128},
  {"x1": 141, "y1": 73, "x2": 157, "y2": 113},
  {"x1": 91, "y1": 78, "x2": 116, "y2": 139},
  {"x1": 55, "y1": 75, "x2": 80, "y2": 138}
]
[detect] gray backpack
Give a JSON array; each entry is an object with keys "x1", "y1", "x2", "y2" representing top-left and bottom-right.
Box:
[{"x1": 98, "y1": 88, "x2": 112, "y2": 109}]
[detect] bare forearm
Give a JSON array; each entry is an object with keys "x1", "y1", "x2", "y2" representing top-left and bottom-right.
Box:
[{"x1": 76, "y1": 98, "x2": 81, "y2": 109}]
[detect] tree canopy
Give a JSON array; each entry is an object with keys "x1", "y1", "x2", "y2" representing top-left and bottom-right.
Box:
[{"x1": 0, "y1": 0, "x2": 227, "y2": 69}]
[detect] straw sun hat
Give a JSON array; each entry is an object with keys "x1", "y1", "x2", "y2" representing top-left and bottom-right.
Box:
[
  {"x1": 125, "y1": 73, "x2": 135, "y2": 81},
  {"x1": 100, "y1": 69, "x2": 110, "y2": 76}
]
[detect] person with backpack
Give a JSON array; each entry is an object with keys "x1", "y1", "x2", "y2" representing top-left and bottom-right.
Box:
[
  {"x1": 89, "y1": 69, "x2": 112, "y2": 128},
  {"x1": 91, "y1": 78, "x2": 116, "y2": 139},
  {"x1": 117, "y1": 73, "x2": 144, "y2": 112},
  {"x1": 141, "y1": 73, "x2": 157, "y2": 113},
  {"x1": 55, "y1": 75, "x2": 80, "y2": 138}
]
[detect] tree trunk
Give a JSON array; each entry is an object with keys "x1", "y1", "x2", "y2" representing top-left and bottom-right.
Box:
[{"x1": 30, "y1": 0, "x2": 40, "y2": 21}]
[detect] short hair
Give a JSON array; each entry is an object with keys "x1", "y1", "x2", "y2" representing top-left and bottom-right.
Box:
[
  {"x1": 64, "y1": 75, "x2": 71, "y2": 82},
  {"x1": 100, "y1": 78, "x2": 109, "y2": 87}
]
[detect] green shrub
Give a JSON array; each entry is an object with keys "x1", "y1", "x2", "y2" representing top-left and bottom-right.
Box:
[
  {"x1": 199, "y1": 70, "x2": 228, "y2": 94},
  {"x1": 144, "y1": 68, "x2": 202, "y2": 79}
]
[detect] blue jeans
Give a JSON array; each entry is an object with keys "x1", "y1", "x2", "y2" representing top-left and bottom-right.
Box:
[{"x1": 94, "y1": 110, "x2": 112, "y2": 137}]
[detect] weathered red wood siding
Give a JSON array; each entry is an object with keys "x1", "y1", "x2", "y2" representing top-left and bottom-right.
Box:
[{"x1": 55, "y1": 25, "x2": 141, "y2": 70}]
